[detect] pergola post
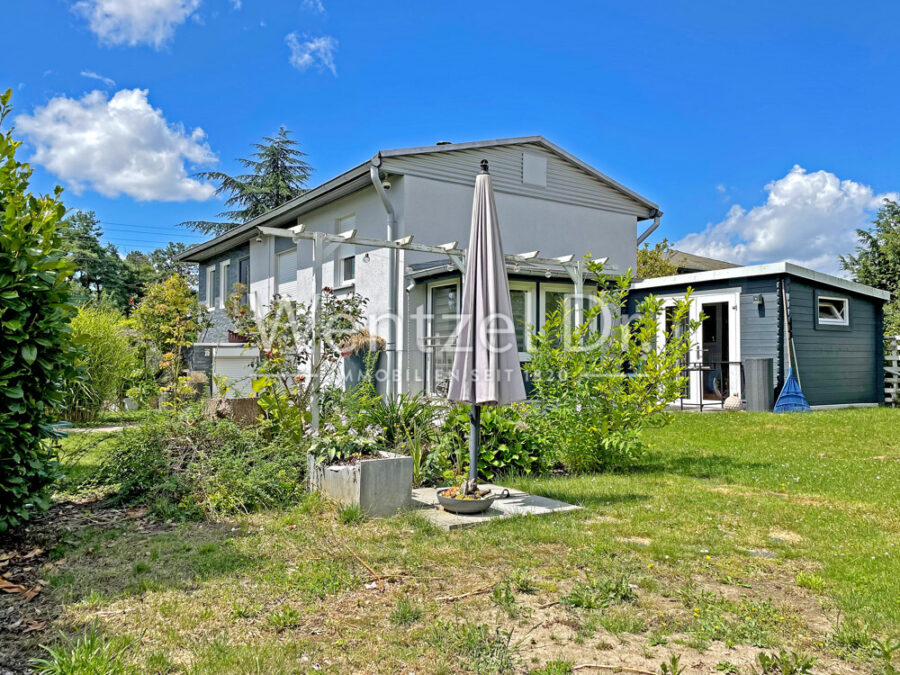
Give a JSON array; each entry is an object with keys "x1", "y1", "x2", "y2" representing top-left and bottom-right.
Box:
[
  {"x1": 310, "y1": 231, "x2": 325, "y2": 432},
  {"x1": 258, "y1": 223, "x2": 608, "y2": 430}
]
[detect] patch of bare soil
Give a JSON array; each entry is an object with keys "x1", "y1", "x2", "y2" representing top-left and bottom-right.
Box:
[{"x1": 0, "y1": 498, "x2": 168, "y2": 672}]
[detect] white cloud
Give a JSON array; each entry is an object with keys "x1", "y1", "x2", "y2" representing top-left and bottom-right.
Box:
[
  {"x1": 302, "y1": 0, "x2": 325, "y2": 13},
  {"x1": 72, "y1": 0, "x2": 201, "y2": 48},
  {"x1": 678, "y1": 166, "x2": 898, "y2": 275},
  {"x1": 16, "y1": 89, "x2": 217, "y2": 202},
  {"x1": 286, "y1": 33, "x2": 337, "y2": 75},
  {"x1": 81, "y1": 70, "x2": 116, "y2": 87},
  {"x1": 231, "y1": 0, "x2": 241, "y2": 8}
]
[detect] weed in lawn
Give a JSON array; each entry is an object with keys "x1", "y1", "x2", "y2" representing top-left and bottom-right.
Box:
[
  {"x1": 750, "y1": 648, "x2": 817, "y2": 675},
  {"x1": 716, "y1": 661, "x2": 740, "y2": 674},
  {"x1": 686, "y1": 594, "x2": 797, "y2": 649},
  {"x1": 513, "y1": 569, "x2": 538, "y2": 594},
  {"x1": 794, "y1": 571, "x2": 825, "y2": 592},
  {"x1": 829, "y1": 615, "x2": 874, "y2": 656},
  {"x1": 228, "y1": 602, "x2": 261, "y2": 620},
  {"x1": 425, "y1": 620, "x2": 516, "y2": 674},
  {"x1": 529, "y1": 661, "x2": 573, "y2": 675},
  {"x1": 598, "y1": 605, "x2": 647, "y2": 635},
  {"x1": 338, "y1": 503, "x2": 366, "y2": 525},
  {"x1": 563, "y1": 575, "x2": 636, "y2": 610},
  {"x1": 266, "y1": 606, "x2": 303, "y2": 632},
  {"x1": 132, "y1": 561, "x2": 150, "y2": 575},
  {"x1": 32, "y1": 626, "x2": 133, "y2": 675},
  {"x1": 390, "y1": 596, "x2": 423, "y2": 627},
  {"x1": 491, "y1": 580, "x2": 520, "y2": 619},
  {"x1": 659, "y1": 653, "x2": 685, "y2": 675},
  {"x1": 873, "y1": 638, "x2": 900, "y2": 675},
  {"x1": 648, "y1": 632, "x2": 669, "y2": 647}
]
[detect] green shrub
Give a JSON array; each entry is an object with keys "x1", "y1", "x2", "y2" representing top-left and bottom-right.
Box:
[
  {"x1": 525, "y1": 264, "x2": 696, "y2": 472},
  {"x1": 436, "y1": 402, "x2": 552, "y2": 482},
  {"x1": 64, "y1": 303, "x2": 137, "y2": 423},
  {"x1": 0, "y1": 89, "x2": 80, "y2": 532},
  {"x1": 92, "y1": 407, "x2": 307, "y2": 518}
]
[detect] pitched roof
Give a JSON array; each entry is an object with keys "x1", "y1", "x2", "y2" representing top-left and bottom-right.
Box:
[{"x1": 177, "y1": 136, "x2": 659, "y2": 262}]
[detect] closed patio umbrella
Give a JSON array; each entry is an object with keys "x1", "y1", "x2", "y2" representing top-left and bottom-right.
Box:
[{"x1": 448, "y1": 159, "x2": 527, "y2": 491}]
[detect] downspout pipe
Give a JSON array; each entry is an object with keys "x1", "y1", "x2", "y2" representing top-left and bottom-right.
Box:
[
  {"x1": 370, "y1": 155, "x2": 397, "y2": 397},
  {"x1": 636, "y1": 209, "x2": 662, "y2": 246}
]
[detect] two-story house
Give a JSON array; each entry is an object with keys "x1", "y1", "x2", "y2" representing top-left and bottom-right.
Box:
[{"x1": 176, "y1": 136, "x2": 661, "y2": 397}]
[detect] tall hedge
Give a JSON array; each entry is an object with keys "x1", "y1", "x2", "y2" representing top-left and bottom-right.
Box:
[{"x1": 0, "y1": 89, "x2": 78, "y2": 532}]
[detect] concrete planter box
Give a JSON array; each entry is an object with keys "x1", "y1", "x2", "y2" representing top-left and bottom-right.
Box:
[{"x1": 307, "y1": 451, "x2": 412, "y2": 517}]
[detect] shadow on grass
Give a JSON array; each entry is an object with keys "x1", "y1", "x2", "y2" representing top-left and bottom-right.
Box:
[
  {"x1": 49, "y1": 522, "x2": 257, "y2": 605},
  {"x1": 627, "y1": 451, "x2": 773, "y2": 480}
]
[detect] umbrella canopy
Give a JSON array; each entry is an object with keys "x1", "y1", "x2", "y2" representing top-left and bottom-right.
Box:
[
  {"x1": 448, "y1": 160, "x2": 527, "y2": 407},
  {"x1": 448, "y1": 160, "x2": 526, "y2": 488}
]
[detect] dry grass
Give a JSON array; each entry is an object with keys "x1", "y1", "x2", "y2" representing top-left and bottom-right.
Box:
[{"x1": 2, "y1": 407, "x2": 899, "y2": 673}]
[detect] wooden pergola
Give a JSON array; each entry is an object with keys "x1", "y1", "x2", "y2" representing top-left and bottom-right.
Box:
[{"x1": 257, "y1": 221, "x2": 609, "y2": 429}]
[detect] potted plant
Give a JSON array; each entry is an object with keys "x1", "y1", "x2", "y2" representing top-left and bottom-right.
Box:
[
  {"x1": 341, "y1": 330, "x2": 386, "y2": 391},
  {"x1": 435, "y1": 469, "x2": 508, "y2": 514},
  {"x1": 307, "y1": 423, "x2": 412, "y2": 516}
]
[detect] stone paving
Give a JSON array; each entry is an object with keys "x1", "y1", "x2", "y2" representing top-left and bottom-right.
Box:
[{"x1": 411, "y1": 484, "x2": 580, "y2": 530}]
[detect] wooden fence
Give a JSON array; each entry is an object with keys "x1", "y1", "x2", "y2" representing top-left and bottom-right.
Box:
[{"x1": 887, "y1": 335, "x2": 900, "y2": 406}]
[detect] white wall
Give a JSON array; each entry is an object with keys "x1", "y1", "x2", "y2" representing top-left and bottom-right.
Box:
[{"x1": 400, "y1": 174, "x2": 638, "y2": 272}]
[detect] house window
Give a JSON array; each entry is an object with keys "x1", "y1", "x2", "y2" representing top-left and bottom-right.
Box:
[
  {"x1": 219, "y1": 260, "x2": 230, "y2": 309},
  {"x1": 818, "y1": 296, "x2": 849, "y2": 326},
  {"x1": 508, "y1": 282, "x2": 535, "y2": 356},
  {"x1": 238, "y1": 257, "x2": 250, "y2": 307},
  {"x1": 341, "y1": 256, "x2": 355, "y2": 285},
  {"x1": 276, "y1": 249, "x2": 297, "y2": 297},
  {"x1": 428, "y1": 281, "x2": 459, "y2": 396},
  {"x1": 205, "y1": 266, "x2": 215, "y2": 308}
]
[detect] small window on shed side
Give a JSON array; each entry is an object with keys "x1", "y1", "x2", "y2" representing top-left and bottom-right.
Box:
[{"x1": 817, "y1": 296, "x2": 849, "y2": 326}]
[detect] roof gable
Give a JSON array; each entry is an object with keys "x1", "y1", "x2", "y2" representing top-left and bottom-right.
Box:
[{"x1": 379, "y1": 136, "x2": 658, "y2": 219}]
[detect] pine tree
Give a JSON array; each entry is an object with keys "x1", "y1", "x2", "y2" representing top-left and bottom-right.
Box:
[
  {"x1": 181, "y1": 127, "x2": 313, "y2": 235},
  {"x1": 841, "y1": 199, "x2": 900, "y2": 335}
]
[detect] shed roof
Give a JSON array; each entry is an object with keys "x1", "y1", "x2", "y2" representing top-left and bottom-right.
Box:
[{"x1": 631, "y1": 261, "x2": 891, "y2": 301}]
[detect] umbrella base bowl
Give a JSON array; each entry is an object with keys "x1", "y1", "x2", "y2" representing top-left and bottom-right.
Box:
[{"x1": 436, "y1": 487, "x2": 509, "y2": 514}]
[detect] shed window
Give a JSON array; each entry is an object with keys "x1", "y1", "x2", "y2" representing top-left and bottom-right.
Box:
[{"x1": 817, "y1": 296, "x2": 849, "y2": 326}]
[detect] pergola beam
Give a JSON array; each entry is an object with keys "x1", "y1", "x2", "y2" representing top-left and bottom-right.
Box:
[{"x1": 256, "y1": 223, "x2": 610, "y2": 430}]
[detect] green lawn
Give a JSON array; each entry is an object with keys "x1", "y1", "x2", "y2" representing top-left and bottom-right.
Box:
[{"x1": 6, "y1": 408, "x2": 899, "y2": 674}]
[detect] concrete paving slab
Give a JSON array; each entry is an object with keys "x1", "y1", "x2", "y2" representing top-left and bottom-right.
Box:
[{"x1": 411, "y1": 484, "x2": 580, "y2": 530}]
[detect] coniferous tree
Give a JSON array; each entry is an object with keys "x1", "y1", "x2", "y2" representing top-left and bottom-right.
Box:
[
  {"x1": 180, "y1": 127, "x2": 313, "y2": 235},
  {"x1": 841, "y1": 199, "x2": 900, "y2": 336}
]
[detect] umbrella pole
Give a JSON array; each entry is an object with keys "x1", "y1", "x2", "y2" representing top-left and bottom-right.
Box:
[{"x1": 468, "y1": 403, "x2": 481, "y2": 484}]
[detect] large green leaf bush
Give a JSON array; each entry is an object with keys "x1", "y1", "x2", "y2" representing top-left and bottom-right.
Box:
[{"x1": 0, "y1": 90, "x2": 79, "y2": 532}]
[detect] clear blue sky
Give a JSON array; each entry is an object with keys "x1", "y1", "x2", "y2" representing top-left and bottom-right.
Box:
[{"x1": 4, "y1": 0, "x2": 899, "y2": 272}]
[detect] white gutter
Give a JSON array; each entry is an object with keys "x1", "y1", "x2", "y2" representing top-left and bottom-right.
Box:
[
  {"x1": 370, "y1": 155, "x2": 398, "y2": 397},
  {"x1": 636, "y1": 210, "x2": 661, "y2": 246}
]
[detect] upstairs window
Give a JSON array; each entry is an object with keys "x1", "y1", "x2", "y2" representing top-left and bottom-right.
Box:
[
  {"x1": 341, "y1": 256, "x2": 355, "y2": 285},
  {"x1": 817, "y1": 296, "x2": 849, "y2": 326},
  {"x1": 238, "y1": 257, "x2": 250, "y2": 307},
  {"x1": 205, "y1": 267, "x2": 215, "y2": 308}
]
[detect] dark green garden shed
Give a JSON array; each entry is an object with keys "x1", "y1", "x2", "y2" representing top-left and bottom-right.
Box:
[{"x1": 628, "y1": 262, "x2": 890, "y2": 408}]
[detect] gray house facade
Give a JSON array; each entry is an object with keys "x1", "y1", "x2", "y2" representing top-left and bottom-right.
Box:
[
  {"x1": 629, "y1": 263, "x2": 889, "y2": 408},
  {"x1": 177, "y1": 136, "x2": 661, "y2": 397}
]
